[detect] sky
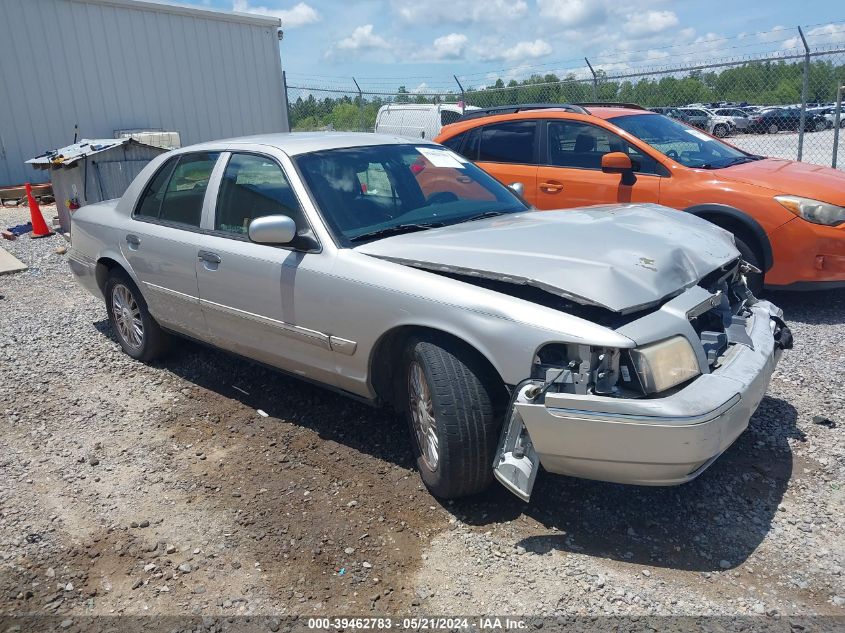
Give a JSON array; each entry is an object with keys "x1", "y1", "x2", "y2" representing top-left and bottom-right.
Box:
[{"x1": 187, "y1": 0, "x2": 845, "y2": 92}]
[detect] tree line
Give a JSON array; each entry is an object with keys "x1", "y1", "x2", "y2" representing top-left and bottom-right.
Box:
[{"x1": 288, "y1": 58, "x2": 845, "y2": 132}]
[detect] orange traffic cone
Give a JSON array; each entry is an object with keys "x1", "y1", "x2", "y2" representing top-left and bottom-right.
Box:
[{"x1": 26, "y1": 183, "x2": 53, "y2": 238}]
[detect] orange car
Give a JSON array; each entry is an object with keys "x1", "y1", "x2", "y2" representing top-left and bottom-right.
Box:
[{"x1": 435, "y1": 103, "x2": 845, "y2": 291}]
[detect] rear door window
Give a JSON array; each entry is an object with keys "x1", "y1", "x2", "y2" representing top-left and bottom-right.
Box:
[
  {"x1": 135, "y1": 157, "x2": 178, "y2": 219},
  {"x1": 157, "y1": 152, "x2": 220, "y2": 227},
  {"x1": 478, "y1": 121, "x2": 537, "y2": 164}
]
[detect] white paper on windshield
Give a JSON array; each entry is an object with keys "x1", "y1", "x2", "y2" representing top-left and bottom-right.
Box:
[
  {"x1": 686, "y1": 129, "x2": 712, "y2": 142},
  {"x1": 416, "y1": 146, "x2": 465, "y2": 169}
]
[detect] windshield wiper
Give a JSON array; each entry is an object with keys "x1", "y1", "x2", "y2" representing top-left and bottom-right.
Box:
[
  {"x1": 700, "y1": 156, "x2": 760, "y2": 169},
  {"x1": 349, "y1": 222, "x2": 445, "y2": 243},
  {"x1": 452, "y1": 210, "x2": 510, "y2": 225}
]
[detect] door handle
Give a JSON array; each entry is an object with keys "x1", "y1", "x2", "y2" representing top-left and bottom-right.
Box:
[
  {"x1": 540, "y1": 181, "x2": 564, "y2": 193},
  {"x1": 197, "y1": 250, "x2": 221, "y2": 264},
  {"x1": 125, "y1": 234, "x2": 141, "y2": 246}
]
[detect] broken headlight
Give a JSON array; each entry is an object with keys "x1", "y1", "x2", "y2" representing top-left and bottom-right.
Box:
[{"x1": 628, "y1": 336, "x2": 700, "y2": 394}]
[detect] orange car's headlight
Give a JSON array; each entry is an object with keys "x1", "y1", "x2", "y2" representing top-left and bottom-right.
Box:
[{"x1": 775, "y1": 195, "x2": 845, "y2": 227}]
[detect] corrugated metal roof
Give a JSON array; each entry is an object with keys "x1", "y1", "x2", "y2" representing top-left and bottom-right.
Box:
[
  {"x1": 27, "y1": 138, "x2": 155, "y2": 168},
  {"x1": 72, "y1": 0, "x2": 282, "y2": 27}
]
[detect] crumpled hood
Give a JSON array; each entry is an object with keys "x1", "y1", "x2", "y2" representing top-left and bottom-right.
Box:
[
  {"x1": 717, "y1": 158, "x2": 845, "y2": 205},
  {"x1": 355, "y1": 204, "x2": 739, "y2": 313}
]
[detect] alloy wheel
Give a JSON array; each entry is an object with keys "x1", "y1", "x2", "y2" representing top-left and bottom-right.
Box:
[
  {"x1": 112, "y1": 284, "x2": 144, "y2": 349},
  {"x1": 408, "y1": 361, "x2": 439, "y2": 471}
]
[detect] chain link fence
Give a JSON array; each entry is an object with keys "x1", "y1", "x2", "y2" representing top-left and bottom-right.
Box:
[{"x1": 286, "y1": 46, "x2": 845, "y2": 169}]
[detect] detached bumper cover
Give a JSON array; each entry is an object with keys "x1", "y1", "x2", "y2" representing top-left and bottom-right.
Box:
[{"x1": 494, "y1": 301, "x2": 787, "y2": 500}]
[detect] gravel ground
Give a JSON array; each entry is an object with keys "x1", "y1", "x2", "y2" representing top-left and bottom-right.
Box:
[{"x1": 1, "y1": 204, "x2": 843, "y2": 622}]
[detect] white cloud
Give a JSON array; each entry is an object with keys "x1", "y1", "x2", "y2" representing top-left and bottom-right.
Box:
[
  {"x1": 623, "y1": 10, "x2": 679, "y2": 37},
  {"x1": 537, "y1": 0, "x2": 607, "y2": 28},
  {"x1": 477, "y1": 39, "x2": 553, "y2": 62},
  {"x1": 232, "y1": 1, "x2": 320, "y2": 27},
  {"x1": 336, "y1": 24, "x2": 391, "y2": 52},
  {"x1": 392, "y1": 0, "x2": 527, "y2": 24},
  {"x1": 782, "y1": 23, "x2": 845, "y2": 50},
  {"x1": 432, "y1": 33, "x2": 468, "y2": 60}
]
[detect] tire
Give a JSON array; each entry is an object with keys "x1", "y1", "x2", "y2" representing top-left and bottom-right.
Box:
[
  {"x1": 814, "y1": 120, "x2": 826, "y2": 132},
  {"x1": 104, "y1": 269, "x2": 172, "y2": 361},
  {"x1": 734, "y1": 236, "x2": 764, "y2": 296},
  {"x1": 713, "y1": 124, "x2": 728, "y2": 138},
  {"x1": 398, "y1": 335, "x2": 502, "y2": 499},
  {"x1": 767, "y1": 123, "x2": 779, "y2": 134}
]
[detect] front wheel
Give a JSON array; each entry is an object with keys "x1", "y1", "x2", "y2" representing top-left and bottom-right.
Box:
[
  {"x1": 767, "y1": 123, "x2": 779, "y2": 134},
  {"x1": 399, "y1": 336, "x2": 502, "y2": 499},
  {"x1": 713, "y1": 124, "x2": 728, "y2": 138},
  {"x1": 734, "y1": 236, "x2": 764, "y2": 296},
  {"x1": 105, "y1": 270, "x2": 172, "y2": 361}
]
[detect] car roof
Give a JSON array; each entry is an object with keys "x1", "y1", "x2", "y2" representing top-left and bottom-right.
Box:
[
  {"x1": 436, "y1": 105, "x2": 658, "y2": 137},
  {"x1": 174, "y1": 132, "x2": 436, "y2": 156}
]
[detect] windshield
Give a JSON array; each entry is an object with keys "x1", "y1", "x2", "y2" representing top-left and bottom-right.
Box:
[
  {"x1": 295, "y1": 144, "x2": 528, "y2": 244},
  {"x1": 609, "y1": 113, "x2": 753, "y2": 169}
]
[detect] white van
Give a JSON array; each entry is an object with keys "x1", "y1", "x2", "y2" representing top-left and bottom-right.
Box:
[{"x1": 374, "y1": 103, "x2": 478, "y2": 140}]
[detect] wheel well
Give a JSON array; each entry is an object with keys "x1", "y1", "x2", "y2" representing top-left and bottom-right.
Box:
[
  {"x1": 685, "y1": 205, "x2": 773, "y2": 272},
  {"x1": 698, "y1": 214, "x2": 762, "y2": 264},
  {"x1": 369, "y1": 326, "x2": 509, "y2": 409},
  {"x1": 95, "y1": 257, "x2": 126, "y2": 293}
]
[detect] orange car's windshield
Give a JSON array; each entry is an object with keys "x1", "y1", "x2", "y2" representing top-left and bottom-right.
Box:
[{"x1": 609, "y1": 113, "x2": 758, "y2": 169}]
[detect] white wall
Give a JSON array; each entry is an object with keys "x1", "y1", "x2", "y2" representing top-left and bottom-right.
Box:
[{"x1": 0, "y1": 0, "x2": 289, "y2": 186}]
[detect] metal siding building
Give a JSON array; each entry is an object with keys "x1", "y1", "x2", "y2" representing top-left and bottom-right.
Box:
[{"x1": 0, "y1": 0, "x2": 288, "y2": 187}]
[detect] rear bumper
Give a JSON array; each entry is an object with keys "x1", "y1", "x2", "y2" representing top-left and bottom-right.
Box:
[
  {"x1": 496, "y1": 301, "x2": 786, "y2": 497},
  {"x1": 68, "y1": 252, "x2": 103, "y2": 299}
]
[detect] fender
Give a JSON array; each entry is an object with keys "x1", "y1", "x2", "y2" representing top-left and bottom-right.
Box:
[{"x1": 684, "y1": 204, "x2": 773, "y2": 272}]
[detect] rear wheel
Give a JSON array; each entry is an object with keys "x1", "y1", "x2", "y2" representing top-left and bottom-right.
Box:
[
  {"x1": 105, "y1": 270, "x2": 172, "y2": 361},
  {"x1": 814, "y1": 119, "x2": 826, "y2": 132},
  {"x1": 398, "y1": 335, "x2": 502, "y2": 499}
]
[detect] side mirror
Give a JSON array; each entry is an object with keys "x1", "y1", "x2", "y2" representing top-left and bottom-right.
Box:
[
  {"x1": 601, "y1": 152, "x2": 637, "y2": 186},
  {"x1": 248, "y1": 214, "x2": 296, "y2": 245},
  {"x1": 601, "y1": 152, "x2": 633, "y2": 173},
  {"x1": 508, "y1": 182, "x2": 525, "y2": 197}
]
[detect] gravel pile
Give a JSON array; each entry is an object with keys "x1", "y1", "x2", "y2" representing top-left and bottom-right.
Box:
[{"x1": 1, "y1": 203, "x2": 843, "y2": 621}]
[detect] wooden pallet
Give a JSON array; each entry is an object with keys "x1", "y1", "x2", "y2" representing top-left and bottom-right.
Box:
[{"x1": 0, "y1": 184, "x2": 54, "y2": 207}]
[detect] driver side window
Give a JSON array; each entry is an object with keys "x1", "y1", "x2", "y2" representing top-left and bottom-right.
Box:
[
  {"x1": 214, "y1": 153, "x2": 309, "y2": 242},
  {"x1": 547, "y1": 121, "x2": 660, "y2": 175}
]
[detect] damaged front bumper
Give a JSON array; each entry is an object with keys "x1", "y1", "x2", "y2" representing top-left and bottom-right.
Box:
[{"x1": 494, "y1": 300, "x2": 790, "y2": 501}]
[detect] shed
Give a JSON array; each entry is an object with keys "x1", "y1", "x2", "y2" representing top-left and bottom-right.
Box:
[
  {"x1": 0, "y1": 0, "x2": 288, "y2": 188},
  {"x1": 27, "y1": 138, "x2": 167, "y2": 231}
]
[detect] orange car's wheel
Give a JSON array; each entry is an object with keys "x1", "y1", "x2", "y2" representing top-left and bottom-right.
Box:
[{"x1": 734, "y1": 237, "x2": 763, "y2": 295}]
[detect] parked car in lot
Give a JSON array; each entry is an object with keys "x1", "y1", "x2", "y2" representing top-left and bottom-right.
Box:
[
  {"x1": 713, "y1": 107, "x2": 751, "y2": 132},
  {"x1": 436, "y1": 103, "x2": 845, "y2": 291},
  {"x1": 649, "y1": 107, "x2": 691, "y2": 124},
  {"x1": 808, "y1": 106, "x2": 845, "y2": 129},
  {"x1": 677, "y1": 107, "x2": 712, "y2": 130},
  {"x1": 746, "y1": 107, "x2": 828, "y2": 133},
  {"x1": 702, "y1": 109, "x2": 736, "y2": 137},
  {"x1": 67, "y1": 132, "x2": 792, "y2": 502}
]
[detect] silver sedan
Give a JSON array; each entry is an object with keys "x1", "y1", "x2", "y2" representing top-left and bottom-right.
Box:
[{"x1": 68, "y1": 133, "x2": 792, "y2": 501}]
